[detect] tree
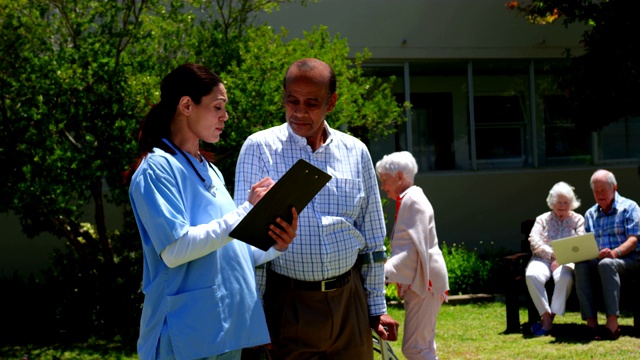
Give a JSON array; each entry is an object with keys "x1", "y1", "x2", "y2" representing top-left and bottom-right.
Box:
[
  {"x1": 0, "y1": 0, "x2": 165, "y2": 340},
  {"x1": 0, "y1": 0, "x2": 316, "y2": 280},
  {"x1": 507, "y1": 0, "x2": 640, "y2": 131},
  {"x1": 213, "y1": 25, "x2": 406, "y2": 181},
  {"x1": 0, "y1": 0, "x2": 405, "y2": 340},
  {"x1": 0, "y1": 0, "x2": 156, "y2": 269}
]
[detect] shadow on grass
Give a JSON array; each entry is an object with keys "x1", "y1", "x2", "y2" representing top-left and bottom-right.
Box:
[{"x1": 512, "y1": 323, "x2": 640, "y2": 344}]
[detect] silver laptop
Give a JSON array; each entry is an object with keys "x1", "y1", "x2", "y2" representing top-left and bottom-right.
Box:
[{"x1": 551, "y1": 233, "x2": 599, "y2": 265}]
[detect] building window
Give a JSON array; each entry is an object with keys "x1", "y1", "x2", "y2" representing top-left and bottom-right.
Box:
[
  {"x1": 543, "y1": 95, "x2": 591, "y2": 164},
  {"x1": 598, "y1": 116, "x2": 640, "y2": 162},
  {"x1": 403, "y1": 93, "x2": 455, "y2": 171},
  {"x1": 473, "y1": 95, "x2": 526, "y2": 161},
  {"x1": 367, "y1": 60, "x2": 639, "y2": 172}
]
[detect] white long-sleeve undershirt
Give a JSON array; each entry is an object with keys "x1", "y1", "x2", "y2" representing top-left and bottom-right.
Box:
[{"x1": 160, "y1": 202, "x2": 285, "y2": 268}]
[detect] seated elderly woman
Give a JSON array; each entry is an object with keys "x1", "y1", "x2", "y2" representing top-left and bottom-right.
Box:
[
  {"x1": 526, "y1": 181, "x2": 584, "y2": 336},
  {"x1": 375, "y1": 151, "x2": 449, "y2": 360}
]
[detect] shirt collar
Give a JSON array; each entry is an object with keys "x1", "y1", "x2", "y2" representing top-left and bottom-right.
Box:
[
  {"x1": 286, "y1": 122, "x2": 334, "y2": 149},
  {"x1": 598, "y1": 192, "x2": 620, "y2": 215},
  {"x1": 399, "y1": 186, "x2": 413, "y2": 199}
]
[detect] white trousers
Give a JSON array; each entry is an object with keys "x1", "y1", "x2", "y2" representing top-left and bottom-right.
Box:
[
  {"x1": 525, "y1": 257, "x2": 574, "y2": 316},
  {"x1": 402, "y1": 289, "x2": 443, "y2": 360}
]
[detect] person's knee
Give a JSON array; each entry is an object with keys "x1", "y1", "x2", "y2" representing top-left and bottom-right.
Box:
[
  {"x1": 598, "y1": 257, "x2": 616, "y2": 267},
  {"x1": 574, "y1": 262, "x2": 590, "y2": 278},
  {"x1": 598, "y1": 258, "x2": 618, "y2": 277},
  {"x1": 556, "y1": 274, "x2": 574, "y2": 287},
  {"x1": 526, "y1": 272, "x2": 545, "y2": 285},
  {"x1": 575, "y1": 261, "x2": 589, "y2": 271}
]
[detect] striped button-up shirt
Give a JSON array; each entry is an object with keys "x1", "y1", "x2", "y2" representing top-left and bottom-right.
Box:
[
  {"x1": 234, "y1": 123, "x2": 388, "y2": 316},
  {"x1": 585, "y1": 192, "x2": 640, "y2": 251}
]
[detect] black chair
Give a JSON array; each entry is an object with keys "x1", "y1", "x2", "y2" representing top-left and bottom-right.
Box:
[{"x1": 503, "y1": 220, "x2": 534, "y2": 333}]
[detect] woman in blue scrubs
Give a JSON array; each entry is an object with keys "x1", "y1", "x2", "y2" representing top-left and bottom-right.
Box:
[{"x1": 126, "y1": 63, "x2": 298, "y2": 360}]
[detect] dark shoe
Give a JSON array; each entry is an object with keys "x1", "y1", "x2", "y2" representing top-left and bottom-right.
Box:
[
  {"x1": 600, "y1": 327, "x2": 622, "y2": 341},
  {"x1": 586, "y1": 326, "x2": 600, "y2": 340},
  {"x1": 532, "y1": 326, "x2": 552, "y2": 337},
  {"x1": 530, "y1": 322, "x2": 542, "y2": 333}
]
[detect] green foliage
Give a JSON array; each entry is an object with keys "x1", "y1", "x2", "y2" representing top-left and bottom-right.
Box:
[
  {"x1": 509, "y1": 0, "x2": 640, "y2": 131},
  {"x1": 384, "y1": 240, "x2": 508, "y2": 301},
  {"x1": 0, "y1": 0, "x2": 155, "y2": 270},
  {"x1": 385, "y1": 282, "x2": 400, "y2": 303},
  {"x1": 441, "y1": 241, "x2": 492, "y2": 295}
]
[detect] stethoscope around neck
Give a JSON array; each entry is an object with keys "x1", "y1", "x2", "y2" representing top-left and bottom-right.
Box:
[{"x1": 165, "y1": 138, "x2": 223, "y2": 197}]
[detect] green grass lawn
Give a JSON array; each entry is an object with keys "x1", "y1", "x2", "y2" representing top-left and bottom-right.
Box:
[
  {"x1": 4, "y1": 301, "x2": 640, "y2": 359},
  {"x1": 0, "y1": 336, "x2": 138, "y2": 360},
  {"x1": 380, "y1": 301, "x2": 640, "y2": 360}
]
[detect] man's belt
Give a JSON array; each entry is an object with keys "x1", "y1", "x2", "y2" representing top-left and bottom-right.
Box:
[
  {"x1": 268, "y1": 268, "x2": 352, "y2": 292},
  {"x1": 357, "y1": 251, "x2": 387, "y2": 265},
  {"x1": 258, "y1": 251, "x2": 387, "y2": 270}
]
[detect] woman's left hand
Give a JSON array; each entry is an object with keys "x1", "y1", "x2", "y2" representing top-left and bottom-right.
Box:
[
  {"x1": 270, "y1": 207, "x2": 298, "y2": 251},
  {"x1": 247, "y1": 177, "x2": 275, "y2": 206}
]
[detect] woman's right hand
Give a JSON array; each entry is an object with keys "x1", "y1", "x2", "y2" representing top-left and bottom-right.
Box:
[{"x1": 247, "y1": 177, "x2": 275, "y2": 206}]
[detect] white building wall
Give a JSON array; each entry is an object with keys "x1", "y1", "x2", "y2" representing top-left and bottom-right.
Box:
[{"x1": 260, "y1": 0, "x2": 587, "y2": 59}]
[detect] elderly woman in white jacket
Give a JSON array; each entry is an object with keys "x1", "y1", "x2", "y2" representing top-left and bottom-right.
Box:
[
  {"x1": 525, "y1": 181, "x2": 584, "y2": 336},
  {"x1": 376, "y1": 151, "x2": 449, "y2": 360}
]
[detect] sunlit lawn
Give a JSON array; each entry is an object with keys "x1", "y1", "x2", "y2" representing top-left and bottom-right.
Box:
[
  {"x1": 381, "y1": 301, "x2": 640, "y2": 360},
  {"x1": 3, "y1": 301, "x2": 640, "y2": 359}
]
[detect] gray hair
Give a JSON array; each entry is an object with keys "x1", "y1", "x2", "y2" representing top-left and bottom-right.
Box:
[
  {"x1": 590, "y1": 169, "x2": 617, "y2": 189},
  {"x1": 546, "y1": 181, "x2": 581, "y2": 210},
  {"x1": 375, "y1": 151, "x2": 418, "y2": 182}
]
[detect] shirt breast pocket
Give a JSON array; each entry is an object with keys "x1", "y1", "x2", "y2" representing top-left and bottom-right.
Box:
[{"x1": 315, "y1": 178, "x2": 364, "y2": 221}]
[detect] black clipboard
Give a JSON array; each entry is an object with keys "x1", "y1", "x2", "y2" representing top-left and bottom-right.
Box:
[{"x1": 230, "y1": 159, "x2": 332, "y2": 251}]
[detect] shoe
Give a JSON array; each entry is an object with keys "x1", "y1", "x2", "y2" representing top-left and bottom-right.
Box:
[
  {"x1": 532, "y1": 326, "x2": 552, "y2": 337},
  {"x1": 586, "y1": 326, "x2": 600, "y2": 340},
  {"x1": 530, "y1": 322, "x2": 542, "y2": 333},
  {"x1": 599, "y1": 327, "x2": 621, "y2": 341}
]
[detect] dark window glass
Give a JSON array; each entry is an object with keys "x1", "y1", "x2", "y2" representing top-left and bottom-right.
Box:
[
  {"x1": 472, "y1": 95, "x2": 526, "y2": 161},
  {"x1": 543, "y1": 95, "x2": 590, "y2": 159}
]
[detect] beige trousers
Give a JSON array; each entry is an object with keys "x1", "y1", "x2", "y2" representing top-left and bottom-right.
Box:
[{"x1": 402, "y1": 288, "x2": 442, "y2": 360}]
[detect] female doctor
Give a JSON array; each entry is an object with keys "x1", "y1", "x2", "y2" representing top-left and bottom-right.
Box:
[{"x1": 126, "y1": 63, "x2": 298, "y2": 360}]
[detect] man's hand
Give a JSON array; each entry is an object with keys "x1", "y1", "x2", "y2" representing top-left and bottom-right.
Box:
[
  {"x1": 271, "y1": 207, "x2": 298, "y2": 251},
  {"x1": 598, "y1": 248, "x2": 615, "y2": 259},
  {"x1": 371, "y1": 314, "x2": 399, "y2": 341}
]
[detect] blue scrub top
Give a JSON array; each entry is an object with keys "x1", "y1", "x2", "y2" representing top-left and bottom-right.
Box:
[{"x1": 129, "y1": 143, "x2": 270, "y2": 360}]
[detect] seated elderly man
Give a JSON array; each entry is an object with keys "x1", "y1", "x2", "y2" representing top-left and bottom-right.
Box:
[{"x1": 574, "y1": 169, "x2": 640, "y2": 340}]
